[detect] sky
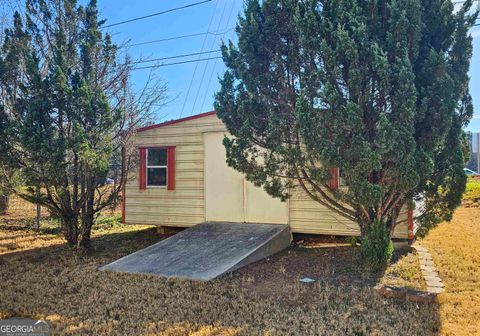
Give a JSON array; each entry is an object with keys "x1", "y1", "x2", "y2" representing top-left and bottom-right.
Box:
[
  {"x1": 468, "y1": 28, "x2": 480, "y2": 133},
  {"x1": 3, "y1": 0, "x2": 480, "y2": 131},
  {"x1": 96, "y1": 0, "x2": 480, "y2": 132},
  {"x1": 98, "y1": 0, "x2": 244, "y2": 123}
]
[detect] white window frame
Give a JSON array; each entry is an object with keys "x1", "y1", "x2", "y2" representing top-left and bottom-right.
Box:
[{"x1": 146, "y1": 148, "x2": 168, "y2": 188}]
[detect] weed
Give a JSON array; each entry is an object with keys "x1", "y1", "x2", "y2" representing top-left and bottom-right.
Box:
[{"x1": 346, "y1": 236, "x2": 359, "y2": 247}]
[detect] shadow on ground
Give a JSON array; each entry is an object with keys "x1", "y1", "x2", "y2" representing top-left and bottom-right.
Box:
[{"x1": 0, "y1": 223, "x2": 441, "y2": 336}]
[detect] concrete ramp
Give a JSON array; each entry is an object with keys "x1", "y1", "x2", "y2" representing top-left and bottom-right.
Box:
[{"x1": 100, "y1": 222, "x2": 292, "y2": 281}]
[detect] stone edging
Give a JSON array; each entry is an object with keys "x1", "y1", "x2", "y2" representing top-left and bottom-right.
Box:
[
  {"x1": 413, "y1": 243, "x2": 445, "y2": 294},
  {"x1": 376, "y1": 243, "x2": 444, "y2": 303}
]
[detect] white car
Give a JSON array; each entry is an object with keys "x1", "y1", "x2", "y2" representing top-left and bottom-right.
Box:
[{"x1": 464, "y1": 168, "x2": 479, "y2": 176}]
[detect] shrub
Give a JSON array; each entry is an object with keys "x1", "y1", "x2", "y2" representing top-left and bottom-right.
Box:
[
  {"x1": 464, "y1": 177, "x2": 480, "y2": 201},
  {"x1": 360, "y1": 220, "x2": 394, "y2": 271}
]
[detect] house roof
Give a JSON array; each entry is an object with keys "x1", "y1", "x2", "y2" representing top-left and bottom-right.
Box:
[{"x1": 136, "y1": 111, "x2": 217, "y2": 133}]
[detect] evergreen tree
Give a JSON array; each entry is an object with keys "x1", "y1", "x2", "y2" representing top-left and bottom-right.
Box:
[
  {"x1": 215, "y1": 0, "x2": 478, "y2": 267},
  {"x1": 0, "y1": 0, "x2": 165, "y2": 247}
]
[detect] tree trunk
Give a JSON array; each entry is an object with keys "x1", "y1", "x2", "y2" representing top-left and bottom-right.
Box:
[
  {"x1": 79, "y1": 180, "x2": 95, "y2": 248},
  {"x1": 78, "y1": 212, "x2": 94, "y2": 248},
  {"x1": 33, "y1": 203, "x2": 41, "y2": 231},
  {"x1": 0, "y1": 195, "x2": 9, "y2": 214},
  {"x1": 62, "y1": 215, "x2": 79, "y2": 247}
]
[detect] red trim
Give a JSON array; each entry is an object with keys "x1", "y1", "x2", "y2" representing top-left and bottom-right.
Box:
[
  {"x1": 139, "y1": 148, "x2": 147, "y2": 190},
  {"x1": 136, "y1": 111, "x2": 216, "y2": 133},
  {"x1": 328, "y1": 167, "x2": 340, "y2": 190},
  {"x1": 167, "y1": 147, "x2": 176, "y2": 190},
  {"x1": 407, "y1": 208, "x2": 414, "y2": 239},
  {"x1": 139, "y1": 146, "x2": 176, "y2": 190},
  {"x1": 138, "y1": 145, "x2": 174, "y2": 150}
]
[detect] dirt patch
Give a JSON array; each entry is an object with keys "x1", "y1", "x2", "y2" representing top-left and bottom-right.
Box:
[
  {"x1": 229, "y1": 242, "x2": 370, "y2": 303},
  {"x1": 229, "y1": 239, "x2": 425, "y2": 305}
]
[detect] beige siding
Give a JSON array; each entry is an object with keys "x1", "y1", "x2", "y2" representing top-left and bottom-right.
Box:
[
  {"x1": 288, "y1": 186, "x2": 410, "y2": 239},
  {"x1": 125, "y1": 113, "x2": 410, "y2": 239},
  {"x1": 288, "y1": 187, "x2": 360, "y2": 235},
  {"x1": 124, "y1": 114, "x2": 226, "y2": 227},
  {"x1": 204, "y1": 131, "x2": 289, "y2": 224},
  {"x1": 394, "y1": 210, "x2": 409, "y2": 239}
]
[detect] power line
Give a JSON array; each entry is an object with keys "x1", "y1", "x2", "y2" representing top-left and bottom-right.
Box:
[
  {"x1": 190, "y1": 0, "x2": 229, "y2": 116},
  {"x1": 180, "y1": 0, "x2": 220, "y2": 118},
  {"x1": 129, "y1": 28, "x2": 234, "y2": 47},
  {"x1": 200, "y1": 0, "x2": 237, "y2": 113},
  {"x1": 103, "y1": 0, "x2": 213, "y2": 28},
  {"x1": 132, "y1": 56, "x2": 223, "y2": 71},
  {"x1": 132, "y1": 50, "x2": 221, "y2": 65}
]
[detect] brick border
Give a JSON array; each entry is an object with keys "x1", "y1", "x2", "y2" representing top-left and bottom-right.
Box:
[{"x1": 376, "y1": 243, "x2": 444, "y2": 303}]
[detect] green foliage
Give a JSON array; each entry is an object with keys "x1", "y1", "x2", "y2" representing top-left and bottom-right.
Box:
[
  {"x1": 215, "y1": 0, "x2": 478, "y2": 260},
  {"x1": 346, "y1": 236, "x2": 359, "y2": 247},
  {"x1": 0, "y1": 0, "x2": 124, "y2": 247},
  {"x1": 464, "y1": 177, "x2": 480, "y2": 201},
  {"x1": 360, "y1": 220, "x2": 394, "y2": 271},
  {"x1": 94, "y1": 214, "x2": 122, "y2": 230},
  {"x1": 37, "y1": 218, "x2": 63, "y2": 235}
]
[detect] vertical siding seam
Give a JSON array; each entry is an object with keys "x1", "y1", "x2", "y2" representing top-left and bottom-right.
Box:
[
  {"x1": 202, "y1": 134, "x2": 207, "y2": 222},
  {"x1": 243, "y1": 178, "x2": 247, "y2": 223}
]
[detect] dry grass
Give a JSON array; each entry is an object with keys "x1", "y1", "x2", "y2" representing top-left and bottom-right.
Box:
[
  {"x1": 2, "y1": 194, "x2": 49, "y2": 218},
  {"x1": 381, "y1": 250, "x2": 425, "y2": 290},
  {"x1": 419, "y1": 207, "x2": 480, "y2": 336},
  {"x1": 0, "y1": 218, "x2": 439, "y2": 335}
]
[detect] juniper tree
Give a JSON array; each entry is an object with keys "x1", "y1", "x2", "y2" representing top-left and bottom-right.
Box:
[
  {"x1": 0, "y1": 0, "x2": 166, "y2": 247},
  {"x1": 215, "y1": 0, "x2": 478, "y2": 266}
]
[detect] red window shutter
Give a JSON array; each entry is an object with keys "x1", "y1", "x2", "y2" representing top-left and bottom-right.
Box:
[
  {"x1": 328, "y1": 167, "x2": 340, "y2": 190},
  {"x1": 167, "y1": 147, "x2": 176, "y2": 190},
  {"x1": 139, "y1": 148, "x2": 147, "y2": 190},
  {"x1": 407, "y1": 208, "x2": 414, "y2": 239}
]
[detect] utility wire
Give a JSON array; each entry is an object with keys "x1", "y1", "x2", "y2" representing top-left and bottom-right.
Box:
[
  {"x1": 129, "y1": 28, "x2": 234, "y2": 47},
  {"x1": 200, "y1": 0, "x2": 237, "y2": 113},
  {"x1": 180, "y1": 0, "x2": 220, "y2": 118},
  {"x1": 103, "y1": 0, "x2": 213, "y2": 28},
  {"x1": 190, "y1": 0, "x2": 229, "y2": 116},
  {"x1": 131, "y1": 50, "x2": 221, "y2": 65},
  {"x1": 132, "y1": 57, "x2": 223, "y2": 71}
]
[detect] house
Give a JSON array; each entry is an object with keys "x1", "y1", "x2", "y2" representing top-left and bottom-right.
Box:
[{"x1": 123, "y1": 111, "x2": 415, "y2": 240}]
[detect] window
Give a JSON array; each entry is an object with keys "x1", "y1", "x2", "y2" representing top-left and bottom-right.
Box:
[
  {"x1": 147, "y1": 148, "x2": 167, "y2": 187},
  {"x1": 138, "y1": 146, "x2": 175, "y2": 190},
  {"x1": 139, "y1": 146, "x2": 175, "y2": 190}
]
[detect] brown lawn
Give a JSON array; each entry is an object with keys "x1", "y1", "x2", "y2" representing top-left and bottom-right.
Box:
[
  {"x1": 0, "y1": 214, "x2": 438, "y2": 336},
  {"x1": 419, "y1": 206, "x2": 480, "y2": 336}
]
